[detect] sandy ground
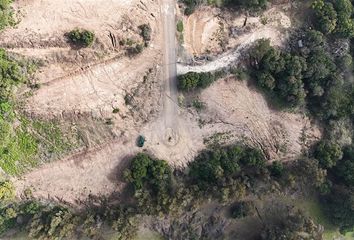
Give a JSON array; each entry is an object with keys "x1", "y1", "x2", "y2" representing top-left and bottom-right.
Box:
[
  {"x1": 0, "y1": 0, "x2": 140, "y2": 48},
  {"x1": 199, "y1": 79, "x2": 320, "y2": 160},
  {"x1": 183, "y1": 7, "x2": 223, "y2": 56},
  {"x1": 179, "y1": 5, "x2": 291, "y2": 73},
  {"x1": 183, "y1": 5, "x2": 291, "y2": 57},
  {"x1": 2, "y1": 1, "x2": 320, "y2": 204}
]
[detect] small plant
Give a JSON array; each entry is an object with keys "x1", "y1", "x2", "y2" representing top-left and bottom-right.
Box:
[
  {"x1": 138, "y1": 24, "x2": 152, "y2": 42},
  {"x1": 231, "y1": 67, "x2": 248, "y2": 80},
  {"x1": 112, "y1": 108, "x2": 120, "y2": 114},
  {"x1": 127, "y1": 43, "x2": 144, "y2": 56},
  {"x1": 67, "y1": 29, "x2": 95, "y2": 47},
  {"x1": 230, "y1": 201, "x2": 255, "y2": 219},
  {"x1": 0, "y1": 180, "x2": 15, "y2": 202},
  {"x1": 268, "y1": 161, "x2": 284, "y2": 178},
  {"x1": 192, "y1": 99, "x2": 205, "y2": 111},
  {"x1": 260, "y1": 16, "x2": 268, "y2": 25},
  {"x1": 105, "y1": 118, "x2": 113, "y2": 125},
  {"x1": 177, "y1": 20, "x2": 184, "y2": 32}
]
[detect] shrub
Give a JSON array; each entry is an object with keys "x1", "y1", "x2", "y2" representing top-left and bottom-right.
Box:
[
  {"x1": 230, "y1": 201, "x2": 255, "y2": 218},
  {"x1": 67, "y1": 29, "x2": 95, "y2": 47},
  {"x1": 127, "y1": 43, "x2": 144, "y2": 56},
  {"x1": 188, "y1": 145, "x2": 265, "y2": 188},
  {"x1": 177, "y1": 20, "x2": 184, "y2": 32},
  {"x1": 138, "y1": 24, "x2": 152, "y2": 42},
  {"x1": 268, "y1": 161, "x2": 284, "y2": 178},
  {"x1": 0, "y1": 0, "x2": 14, "y2": 30},
  {"x1": 124, "y1": 153, "x2": 172, "y2": 191},
  {"x1": 0, "y1": 181, "x2": 14, "y2": 202},
  {"x1": 314, "y1": 140, "x2": 343, "y2": 168},
  {"x1": 334, "y1": 145, "x2": 354, "y2": 186},
  {"x1": 178, "y1": 72, "x2": 216, "y2": 91}
]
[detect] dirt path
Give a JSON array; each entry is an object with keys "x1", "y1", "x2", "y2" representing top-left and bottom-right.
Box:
[
  {"x1": 9, "y1": 1, "x2": 320, "y2": 205},
  {"x1": 177, "y1": 27, "x2": 286, "y2": 74},
  {"x1": 159, "y1": 0, "x2": 180, "y2": 144}
]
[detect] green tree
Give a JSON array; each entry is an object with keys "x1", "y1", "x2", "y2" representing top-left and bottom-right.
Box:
[
  {"x1": 334, "y1": 145, "x2": 354, "y2": 186},
  {"x1": 312, "y1": 0, "x2": 337, "y2": 34},
  {"x1": 257, "y1": 72, "x2": 275, "y2": 90},
  {"x1": 314, "y1": 140, "x2": 343, "y2": 168},
  {"x1": 124, "y1": 153, "x2": 152, "y2": 189},
  {"x1": 67, "y1": 29, "x2": 95, "y2": 47}
]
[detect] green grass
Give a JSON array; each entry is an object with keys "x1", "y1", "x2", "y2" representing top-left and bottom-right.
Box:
[
  {"x1": 298, "y1": 197, "x2": 354, "y2": 240},
  {"x1": 32, "y1": 120, "x2": 72, "y2": 157},
  {"x1": 0, "y1": 0, "x2": 15, "y2": 31},
  {"x1": 0, "y1": 118, "x2": 38, "y2": 175}
]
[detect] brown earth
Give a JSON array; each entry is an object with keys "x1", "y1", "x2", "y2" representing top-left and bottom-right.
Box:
[
  {"x1": 182, "y1": 5, "x2": 291, "y2": 58},
  {"x1": 0, "y1": 1, "x2": 321, "y2": 204}
]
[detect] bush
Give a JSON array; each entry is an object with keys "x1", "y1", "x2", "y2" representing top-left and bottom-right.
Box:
[
  {"x1": 230, "y1": 201, "x2": 255, "y2": 218},
  {"x1": 138, "y1": 24, "x2": 152, "y2": 42},
  {"x1": 334, "y1": 145, "x2": 354, "y2": 186},
  {"x1": 314, "y1": 140, "x2": 343, "y2": 168},
  {"x1": 0, "y1": 181, "x2": 14, "y2": 202},
  {"x1": 268, "y1": 161, "x2": 284, "y2": 178},
  {"x1": 321, "y1": 186, "x2": 354, "y2": 233},
  {"x1": 224, "y1": 0, "x2": 268, "y2": 10},
  {"x1": 178, "y1": 72, "x2": 216, "y2": 91},
  {"x1": 127, "y1": 44, "x2": 144, "y2": 56},
  {"x1": 67, "y1": 29, "x2": 95, "y2": 47},
  {"x1": 0, "y1": 0, "x2": 14, "y2": 30},
  {"x1": 188, "y1": 145, "x2": 265, "y2": 187},
  {"x1": 177, "y1": 20, "x2": 184, "y2": 32},
  {"x1": 250, "y1": 39, "x2": 307, "y2": 108}
]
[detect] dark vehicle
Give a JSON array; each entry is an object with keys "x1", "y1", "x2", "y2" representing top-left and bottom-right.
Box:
[{"x1": 137, "y1": 135, "x2": 145, "y2": 147}]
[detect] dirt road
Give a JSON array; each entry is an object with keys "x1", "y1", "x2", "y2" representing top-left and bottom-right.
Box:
[{"x1": 160, "y1": 0, "x2": 179, "y2": 145}]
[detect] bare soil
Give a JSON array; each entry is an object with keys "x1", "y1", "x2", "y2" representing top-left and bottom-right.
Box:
[
  {"x1": 199, "y1": 78, "x2": 320, "y2": 160},
  {"x1": 0, "y1": 1, "x2": 321, "y2": 204}
]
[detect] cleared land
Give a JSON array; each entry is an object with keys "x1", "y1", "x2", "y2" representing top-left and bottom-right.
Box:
[{"x1": 0, "y1": 1, "x2": 321, "y2": 204}]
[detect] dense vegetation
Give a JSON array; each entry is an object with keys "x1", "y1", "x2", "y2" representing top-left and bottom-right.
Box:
[
  {"x1": 0, "y1": 50, "x2": 38, "y2": 174},
  {"x1": 0, "y1": 49, "x2": 75, "y2": 174},
  {"x1": 67, "y1": 29, "x2": 95, "y2": 47},
  {"x1": 245, "y1": 0, "x2": 354, "y2": 234},
  {"x1": 312, "y1": 0, "x2": 354, "y2": 37},
  {"x1": 177, "y1": 70, "x2": 226, "y2": 91},
  {"x1": 0, "y1": 0, "x2": 14, "y2": 30},
  {"x1": 181, "y1": 0, "x2": 267, "y2": 15},
  {"x1": 314, "y1": 143, "x2": 354, "y2": 233},
  {"x1": 0, "y1": 147, "x2": 324, "y2": 239}
]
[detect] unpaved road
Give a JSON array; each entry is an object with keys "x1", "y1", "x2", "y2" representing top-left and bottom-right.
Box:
[
  {"x1": 177, "y1": 27, "x2": 287, "y2": 75},
  {"x1": 160, "y1": 0, "x2": 179, "y2": 144},
  {"x1": 10, "y1": 1, "x2": 321, "y2": 204}
]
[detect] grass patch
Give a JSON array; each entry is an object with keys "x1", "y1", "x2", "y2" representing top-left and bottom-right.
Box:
[
  {"x1": 32, "y1": 120, "x2": 73, "y2": 158},
  {"x1": 297, "y1": 197, "x2": 354, "y2": 240},
  {"x1": 0, "y1": 49, "x2": 76, "y2": 175},
  {"x1": 0, "y1": 0, "x2": 15, "y2": 31},
  {"x1": 0, "y1": 117, "x2": 38, "y2": 175}
]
